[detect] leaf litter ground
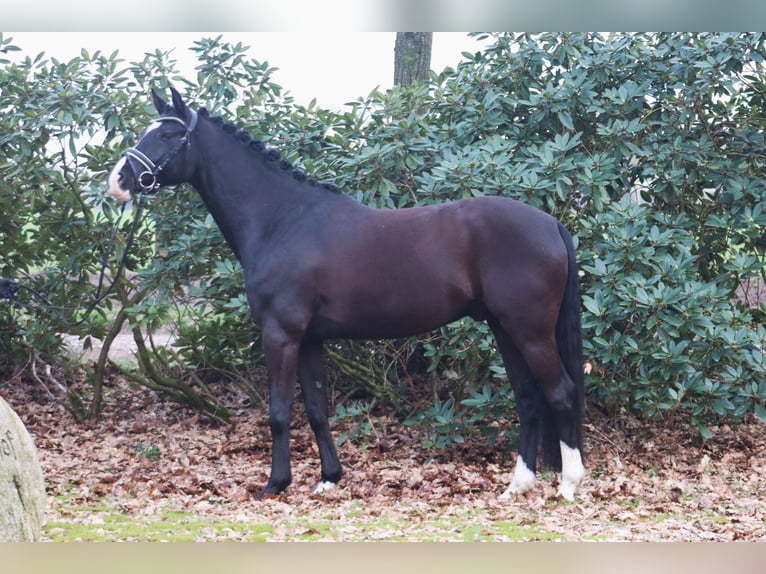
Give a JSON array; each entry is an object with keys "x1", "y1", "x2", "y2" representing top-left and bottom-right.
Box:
[{"x1": 3, "y1": 371, "x2": 765, "y2": 541}]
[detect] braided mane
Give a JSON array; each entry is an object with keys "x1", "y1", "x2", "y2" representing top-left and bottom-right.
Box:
[{"x1": 197, "y1": 107, "x2": 340, "y2": 193}]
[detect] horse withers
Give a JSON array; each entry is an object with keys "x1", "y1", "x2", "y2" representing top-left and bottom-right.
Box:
[{"x1": 108, "y1": 87, "x2": 586, "y2": 501}]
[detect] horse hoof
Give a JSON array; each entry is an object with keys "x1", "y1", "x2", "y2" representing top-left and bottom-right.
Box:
[
  {"x1": 255, "y1": 492, "x2": 277, "y2": 501},
  {"x1": 313, "y1": 480, "x2": 337, "y2": 494},
  {"x1": 498, "y1": 489, "x2": 514, "y2": 501},
  {"x1": 556, "y1": 483, "x2": 577, "y2": 502},
  {"x1": 499, "y1": 456, "x2": 536, "y2": 500},
  {"x1": 254, "y1": 489, "x2": 284, "y2": 501},
  {"x1": 499, "y1": 484, "x2": 532, "y2": 501}
]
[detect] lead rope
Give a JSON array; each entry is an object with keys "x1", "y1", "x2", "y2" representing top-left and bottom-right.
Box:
[
  {"x1": 9, "y1": 191, "x2": 148, "y2": 328},
  {"x1": 7, "y1": 109, "x2": 197, "y2": 326}
]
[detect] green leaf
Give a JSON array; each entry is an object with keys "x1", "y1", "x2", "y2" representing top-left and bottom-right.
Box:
[{"x1": 557, "y1": 110, "x2": 574, "y2": 131}]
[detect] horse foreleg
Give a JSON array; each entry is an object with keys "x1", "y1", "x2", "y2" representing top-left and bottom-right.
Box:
[
  {"x1": 298, "y1": 338, "x2": 343, "y2": 493},
  {"x1": 260, "y1": 324, "x2": 301, "y2": 497}
]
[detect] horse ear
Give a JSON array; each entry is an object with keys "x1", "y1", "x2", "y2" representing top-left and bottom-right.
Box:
[
  {"x1": 170, "y1": 86, "x2": 188, "y2": 119},
  {"x1": 151, "y1": 88, "x2": 170, "y2": 114}
]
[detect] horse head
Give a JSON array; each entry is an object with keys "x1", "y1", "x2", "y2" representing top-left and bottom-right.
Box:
[{"x1": 108, "y1": 87, "x2": 198, "y2": 202}]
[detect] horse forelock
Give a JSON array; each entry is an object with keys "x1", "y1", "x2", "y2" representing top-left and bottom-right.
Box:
[
  {"x1": 196, "y1": 106, "x2": 341, "y2": 194},
  {"x1": 143, "y1": 120, "x2": 165, "y2": 136}
]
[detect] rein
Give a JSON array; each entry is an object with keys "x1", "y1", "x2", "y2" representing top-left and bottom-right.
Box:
[
  {"x1": 4, "y1": 108, "x2": 198, "y2": 326},
  {"x1": 8, "y1": 192, "x2": 148, "y2": 328}
]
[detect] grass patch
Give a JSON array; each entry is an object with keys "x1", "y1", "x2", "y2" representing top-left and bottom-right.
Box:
[
  {"x1": 490, "y1": 521, "x2": 561, "y2": 541},
  {"x1": 277, "y1": 510, "x2": 560, "y2": 542},
  {"x1": 44, "y1": 516, "x2": 274, "y2": 542},
  {"x1": 42, "y1": 488, "x2": 573, "y2": 542},
  {"x1": 43, "y1": 503, "x2": 274, "y2": 542}
]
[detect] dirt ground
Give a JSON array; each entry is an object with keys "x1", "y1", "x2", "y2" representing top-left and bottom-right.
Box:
[
  {"x1": 61, "y1": 327, "x2": 177, "y2": 364},
  {"x1": 2, "y1": 356, "x2": 765, "y2": 541}
]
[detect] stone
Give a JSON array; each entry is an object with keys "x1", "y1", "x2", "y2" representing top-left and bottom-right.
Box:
[{"x1": 0, "y1": 396, "x2": 46, "y2": 541}]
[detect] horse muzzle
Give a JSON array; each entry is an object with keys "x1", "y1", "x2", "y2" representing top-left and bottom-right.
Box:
[
  {"x1": 108, "y1": 150, "x2": 160, "y2": 202},
  {"x1": 107, "y1": 156, "x2": 134, "y2": 203}
]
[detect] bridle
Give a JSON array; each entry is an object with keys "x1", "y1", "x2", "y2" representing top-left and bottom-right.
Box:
[{"x1": 122, "y1": 109, "x2": 198, "y2": 193}]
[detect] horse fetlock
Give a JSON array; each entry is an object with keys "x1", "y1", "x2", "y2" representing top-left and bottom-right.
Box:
[
  {"x1": 322, "y1": 466, "x2": 343, "y2": 484},
  {"x1": 557, "y1": 441, "x2": 585, "y2": 501}
]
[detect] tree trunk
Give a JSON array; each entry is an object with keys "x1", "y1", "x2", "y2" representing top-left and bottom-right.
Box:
[{"x1": 394, "y1": 33, "x2": 433, "y2": 87}]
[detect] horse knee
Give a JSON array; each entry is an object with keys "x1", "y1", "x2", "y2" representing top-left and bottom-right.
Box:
[
  {"x1": 269, "y1": 402, "x2": 291, "y2": 437},
  {"x1": 305, "y1": 404, "x2": 329, "y2": 432},
  {"x1": 301, "y1": 386, "x2": 330, "y2": 429}
]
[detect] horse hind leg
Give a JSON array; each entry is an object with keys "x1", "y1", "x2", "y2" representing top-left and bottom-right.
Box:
[
  {"x1": 554, "y1": 218, "x2": 586, "y2": 500},
  {"x1": 553, "y1": 358, "x2": 586, "y2": 501},
  {"x1": 490, "y1": 324, "x2": 543, "y2": 499},
  {"x1": 500, "y1": 374, "x2": 546, "y2": 499},
  {"x1": 490, "y1": 308, "x2": 584, "y2": 501},
  {"x1": 520, "y1": 337, "x2": 585, "y2": 501}
]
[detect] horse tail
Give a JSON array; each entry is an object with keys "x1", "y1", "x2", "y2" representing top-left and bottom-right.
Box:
[{"x1": 540, "y1": 222, "x2": 585, "y2": 470}]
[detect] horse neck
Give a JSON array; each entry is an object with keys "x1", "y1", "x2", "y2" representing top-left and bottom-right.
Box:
[{"x1": 188, "y1": 122, "x2": 312, "y2": 261}]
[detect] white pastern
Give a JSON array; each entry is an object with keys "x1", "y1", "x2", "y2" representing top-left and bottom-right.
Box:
[
  {"x1": 312, "y1": 480, "x2": 336, "y2": 495},
  {"x1": 499, "y1": 456, "x2": 536, "y2": 500},
  {"x1": 557, "y1": 441, "x2": 585, "y2": 501},
  {"x1": 107, "y1": 157, "x2": 132, "y2": 203}
]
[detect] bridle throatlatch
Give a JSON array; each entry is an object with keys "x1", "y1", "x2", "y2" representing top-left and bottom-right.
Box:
[{"x1": 123, "y1": 109, "x2": 198, "y2": 193}]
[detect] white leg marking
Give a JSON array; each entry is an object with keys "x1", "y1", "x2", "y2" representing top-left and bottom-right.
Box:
[
  {"x1": 499, "y1": 455, "x2": 536, "y2": 500},
  {"x1": 107, "y1": 157, "x2": 132, "y2": 202},
  {"x1": 313, "y1": 480, "x2": 336, "y2": 495},
  {"x1": 557, "y1": 441, "x2": 585, "y2": 501}
]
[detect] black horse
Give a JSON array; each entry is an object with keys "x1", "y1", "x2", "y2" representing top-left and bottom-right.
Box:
[{"x1": 108, "y1": 87, "x2": 586, "y2": 500}]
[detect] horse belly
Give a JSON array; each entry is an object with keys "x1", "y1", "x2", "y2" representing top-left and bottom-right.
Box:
[
  {"x1": 316, "y1": 300, "x2": 467, "y2": 340},
  {"x1": 313, "y1": 266, "x2": 474, "y2": 340}
]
